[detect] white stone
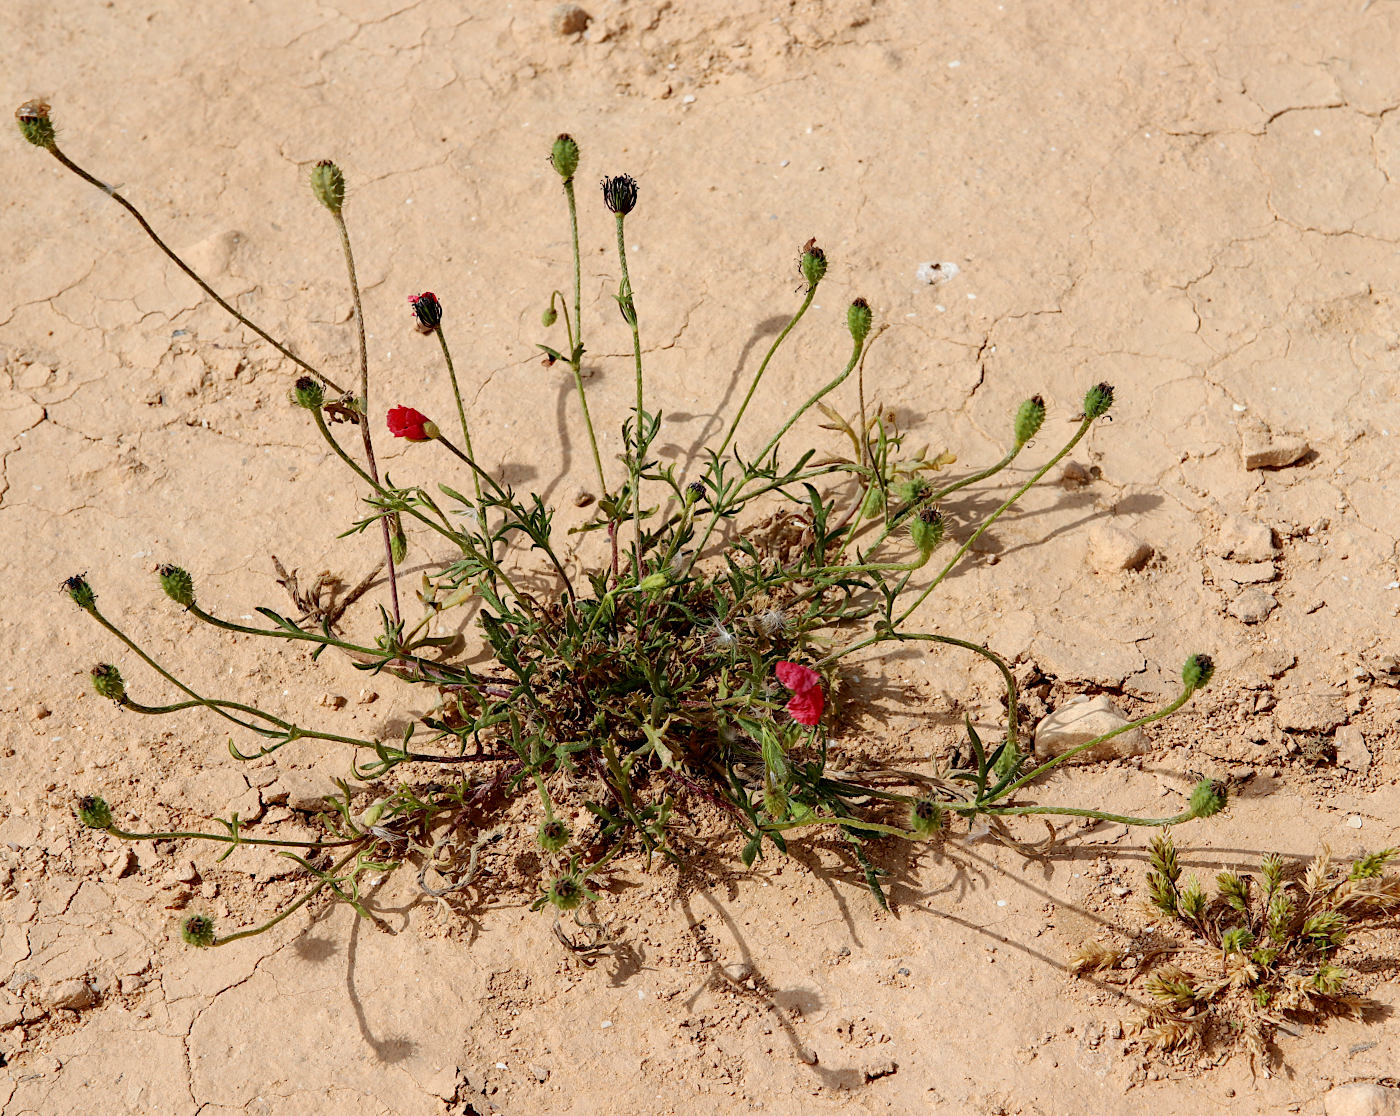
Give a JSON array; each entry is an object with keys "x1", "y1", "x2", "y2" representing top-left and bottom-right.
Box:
[
  {"x1": 1325, "y1": 1083, "x2": 1400, "y2": 1116},
  {"x1": 1033, "y1": 696, "x2": 1149, "y2": 763},
  {"x1": 1086, "y1": 524, "x2": 1153, "y2": 573},
  {"x1": 1229, "y1": 587, "x2": 1277, "y2": 624},
  {"x1": 1334, "y1": 726, "x2": 1372, "y2": 773}
]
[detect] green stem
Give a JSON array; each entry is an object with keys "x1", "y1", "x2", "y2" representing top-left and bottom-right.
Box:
[
  {"x1": 43, "y1": 143, "x2": 346, "y2": 394},
  {"x1": 435, "y1": 327, "x2": 481, "y2": 505},
  {"x1": 105, "y1": 824, "x2": 360, "y2": 850},
  {"x1": 615, "y1": 213, "x2": 644, "y2": 571},
  {"x1": 564, "y1": 179, "x2": 608, "y2": 497},
  {"x1": 211, "y1": 847, "x2": 362, "y2": 947}
]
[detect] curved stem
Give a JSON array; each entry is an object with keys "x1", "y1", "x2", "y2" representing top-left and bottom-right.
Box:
[
  {"x1": 211, "y1": 847, "x2": 362, "y2": 946},
  {"x1": 615, "y1": 213, "x2": 644, "y2": 570},
  {"x1": 563, "y1": 179, "x2": 607, "y2": 497},
  {"x1": 43, "y1": 143, "x2": 346, "y2": 393}
]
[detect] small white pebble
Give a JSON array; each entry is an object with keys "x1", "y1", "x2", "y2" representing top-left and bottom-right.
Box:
[
  {"x1": 1232, "y1": 403, "x2": 1247, "y2": 412},
  {"x1": 600, "y1": 1020, "x2": 613, "y2": 1028},
  {"x1": 682, "y1": 94, "x2": 696, "y2": 104},
  {"x1": 996, "y1": 899, "x2": 1007, "y2": 907},
  {"x1": 1347, "y1": 816, "x2": 1364, "y2": 829}
]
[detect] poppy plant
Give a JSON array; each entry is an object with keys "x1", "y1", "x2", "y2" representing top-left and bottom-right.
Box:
[
  {"x1": 775, "y1": 661, "x2": 824, "y2": 727},
  {"x1": 387, "y1": 405, "x2": 438, "y2": 442}
]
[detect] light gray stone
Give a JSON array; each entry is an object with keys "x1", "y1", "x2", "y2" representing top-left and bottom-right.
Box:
[
  {"x1": 1228, "y1": 587, "x2": 1277, "y2": 624},
  {"x1": 1334, "y1": 726, "x2": 1372, "y2": 773},
  {"x1": 1216, "y1": 515, "x2": 1276, "y2": 562},
  {"x1": 1325, "y1": 1083, "x2": 1400, "y2": 1116},
  {"x1": 1243, "y1": 430, "x2": 1310, "y2": 470},
  {"x1": 1276, "y1": 693, "x2": 1347, "y2": 733},
  {"x1": 1087, "y1": 524, "x2": 1153, "y2": 572},
  {"x1": 1033, "y1": 696, "x2": 1149, "y2": 763}
]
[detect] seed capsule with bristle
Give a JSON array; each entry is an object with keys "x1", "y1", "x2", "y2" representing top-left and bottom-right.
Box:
[
  {"x1": 1182, "y1": 653, "x2": 1215, "y2": 691},
  {"x1": 77, "y1": 795, "x2": 113, "y2": 829},
  {"x1": 847, "y1": 297, "x2": 872, "y2": 344},
  {"x1": 1189, "y1": 778, "x2": 1227, "y2": 819},
  {"x1": 909, "y1": 506, "x2": 945, "y2": 558},
  {"x1": 1014, "y1": 395, "x2": 1046, "y2": 445},
  {"x1": 550, "y1": 134, "x2": 580, "y2": 180},
  {"x1": 157, "y1": 564, "x2": 195, "y2": 608},
  {"x1": 91, "y1": 664, "x2": 126, "y2": 704},
  {"x1": 291, "y1": 376, "x2": 325, "y2": 410},
  {"x1": 601, "y1": 174, "x2": 638, "y2": 215},
  {"x1": 800, "y1": 242, "x2": 827, "y2": 288},
  {"x1": 181, "y1": 915, "x2": 216, "y2": 948},
  {"x1": 909, "y1": 797, "x2": 943, "y2": 838},
  {"x1": 310, "y1": 160, "x2": 345, "y2": 214},
  {"x1": 538, "y1": 819, "x2": 570, "y2": 854},
  {"x1": 15, "y1": 100, "x2": 55, "y2": 149},
  {"x1": 63, "y1": 573, "x2": 96, "y2": 611},
  {"x1": 1083, "y1": 381, "x2": 1115, "y2": 420},
  {"x1": 546, "y1": 874, "x2": 585, "y2": 911}
]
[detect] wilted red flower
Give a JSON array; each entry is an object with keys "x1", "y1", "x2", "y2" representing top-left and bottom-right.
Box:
[
  {"x1": 387, "y1": 405, "x2": 437, "y2": 442},
  {"x1": 409, "y1": 292, "x2": 442, "y2": 334},
  {"x1": 775, "y1": 660, "x2": 824, "y2": 727}
]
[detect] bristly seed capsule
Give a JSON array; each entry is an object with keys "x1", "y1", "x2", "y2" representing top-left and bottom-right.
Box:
[
  {"x1": 77, "y1": 794, "x2": 113, "y2": 830},
  {"x1": 91, "y1": 664, "x2": 127, "y2": 704},
  {"x1": 181, "y1": 914, "x2": 217, "y2": 949},
  {"x1": 800, "y1": 241, "x2": 827, "y2": 289},
  {"x1": 847, "y1": 298, "x2": 872, "y2": 345},
  {"x1": 63, "y1": 573, "x2": 96, "y2": 611},
  {"x1": 157, "y1": 564, "x2": 196, "y2": 608},
  {"x1": 550, "y1": 134, "x2": 580, "y2": 181},
  {"x1": 601, "y1": 174, "x2": 638, "y2": 216},
  {"x1": 291, "y1": 376, "x2": 325, "y2": 411},
  {"x1": 1014, "y1": 395, "x2": 1046, "y2": 445},
  {"x1": 1182, "y1": 653, "x2": 1215, "y2": 692},
  {"x1": 1083, "y1": 382, "x2": 1115, "y2": 421},
  {"x1": 15, "y1": 100, "x2": 55, "y2": 149},
  {"x1": 310, "y1": 160, "x2": 346, "y2": 214},
  {"x1": 537, "y1": 819, "x2": 570, "y2": 853}
]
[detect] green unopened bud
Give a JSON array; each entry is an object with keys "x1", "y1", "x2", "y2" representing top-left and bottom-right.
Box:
[
  {"x1": 157, "y1": 564, "x2": 195, "y2": 608},
  {"x1": 550, "y1": 134, "x2": 580, "y2": 180},
  {"x1": 638, "y1": 571, "x2": 669, "y2": 593},
  {"x1": 16, "y1": 100, "x2": 55, "y2": 149},
  {"x1": 77, "y1": 794, "x2": 113, "y2": 830},
  {"x1": 63, "y1": 574, "x2": 96, "y2": 611},
  {"x1": 541, "y1": 305, "x2": 558, "y2": 328},
  {"x1": 291, "y1": 376, "x2": 324, "y2": 410},
  {"x1": 1014, "y1": 395, "x2": 1046, "y2": 445},
  {"x1": 538, "y1": 818, "x2": 570, "y2": 853},
  {"x1": 91, "y1": 664, "x2": 126, "y2": 704},
  {"x1": 685, "y1": 480, "x2": 705, "y2": 504},
  {"x1": 909, "y1": 797, "x2": 944, "y2": 838},
  {"x1": 847, "y1": 298, "x2": 872, "y2": 344},
  {"x1": 1182, "y1": 653, "x2": 1215, "y2": 692},
  {"x1": 310, "y1": 159, "x2": 345, "y2": 214},
  {"x1": 1189, "y1": 778, "x2": 1227, "y2": 819},
  {"x1": 1083, "y1": 381, "x2": 1115, "y2": 420},
  {"x1": 896, "y1": 476, "x2": 931, "y2": 505},
  {"x1": 546, "y1": 874, "x2": 585, "y2": 911},
  {"x1": 361, "y1": 801, "x2": 387, "y2": 827},
  {"x1": 181, "y1": 914, "x2": 216, "y2": 948},
  {"x1": 390, "y1": 521, "x2": 408, "y2": 564},
  {"x1": 909, "y1": 506, "x2": 945, "y2": 557},
  {"x1": 800, "y1": 242, "x2": 827, "y2": 288}
]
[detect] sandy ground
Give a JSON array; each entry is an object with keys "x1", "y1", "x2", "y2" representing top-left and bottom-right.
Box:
[{"x1": 3, "y1": 0, "x2": 1400, "y2": 1112}]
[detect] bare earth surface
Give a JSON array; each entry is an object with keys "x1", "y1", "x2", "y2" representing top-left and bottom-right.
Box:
[{"x1": 3, "y1": 1, "x2": 1400, "y2": 1113}]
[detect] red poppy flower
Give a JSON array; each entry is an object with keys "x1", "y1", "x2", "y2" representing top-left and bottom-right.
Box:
[
  {"x1": 409, "y1": 292, "x2": 442, "y2": 334},
  {"x1": 387, "y1": 405, "x2": 437, "y2": 442},
  {"x1": 775, "y1": 660, "x2": 825, "y2": 727}
]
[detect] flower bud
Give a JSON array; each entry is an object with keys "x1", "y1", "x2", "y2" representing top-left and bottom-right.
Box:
[
  {"x1": 537, "y1": 818, "x2": 570, "y2": 853},
  {"x1": 1014, "y1": 395, "x2": 1046, "y2": 445},
  {"x1": 909, "y1": 506, "x2": 945, "y2": 557},
  {"x1": 77, "y1": 794, "x2": 113, "y2": 829},
  {"x1": 408, "y1": 292, "x2": 442, "y2": 334},
  {"x1": 63, "y1": 574, "x2": 96, "y2": 611},
  {"x1": 685, "y1": 480, "x2": 705, "y2": 504},
  {"x1": 1182, "y1": 653, "x2": 1215, "y2": 692},
  {"x1": 541, "y1": 305, "x2": 558, "y2": 328},
  {"x1": 550, "y1": 133, "x2": 580, "y2": 180},
  {"x1": 896, "y1": 476, "x2": 931, "y2": 505},
  {"x1": 91, "y1": 663, "x2": 126, "y2": 703},
  {"x1": 601, "y1": 174, "x2": 638, "y2": 216},
  {"x1": 390, "y1": 522, "x2": 408, "y2": 564},
  {"x1": 1083, "y1": 381, "x2": 1115, "y2": 420},
  {"x1": 310, "y1": 159, "x2": 345, "y2": 214},
  {"x1": 1188, "y1": 778, "x2": 1227, "y2": 819},
  {"x1": 847, "y1": 298, "x2": 872, "y2": 345},
  {"x1": 638, "y1": 571, "x2": 669, "y2": 593},
  {"x1": 800, "y1": 242, "x2": 827, "y2": 288},
  {"x1": 386, "y1": 406, "x2": 439, "y2": 442},
  {"x1": 546, "y1": 873, "x2": 585, "y2": 911},
  {"x1": 181, "y1": 914, "x2": 216, "y2": 948},
  {"x1": 291, "y1": 376, "x2": 325, "y2": 410},
  {"x1": 360, "y1": 800, "x2": 387, "y2": 827},
  {"x1": 908, "y1": 797, "x2": 943, "y2": 838},
  {"x1": 15, "y1": 100, "x2": 55, "y2": 149},
  {"x1": 158, "y1": 564, "x2": 195, "y2": 608}
]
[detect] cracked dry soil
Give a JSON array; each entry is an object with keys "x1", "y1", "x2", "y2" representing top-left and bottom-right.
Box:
[{"x1": 3, "y1": 1, "x2": 1400, "y2": 1113}]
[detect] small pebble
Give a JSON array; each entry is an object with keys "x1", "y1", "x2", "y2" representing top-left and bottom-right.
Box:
[
  {"x1": 550, "y1": 4, "x2": 590, "y2": 34},
  {"x1": 1347, "y1": 816, "x2": 1364, "y2": 829}
]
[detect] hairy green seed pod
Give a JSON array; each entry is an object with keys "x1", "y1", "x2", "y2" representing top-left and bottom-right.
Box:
[
  {"x1": 63, "y1": 573, "x2": 96, "y2": 611},
  {"x1": 1182, "y1": 653, "x2": 1215, "y2": 692},
  {"x1": 1083, "y1": 381, "x2": 1115, "y2": 420},
  {"x1": 91, "y1": 663, "x2": 126, "y2": 704},
  {"x1": 550, "y1": 134, "x2": 580, "y2": 180},
  {"x1": 291, "y1": 376, "x2": 324, "y2": 410},
  {"x1": 15, "y1": 100, "x2": 55, "y2": 149},
  {"x1": 909, "y1": 506, "x2": 945, "y2": 558},
  {"x1": 157, "y1": 564, "x2": 195, "y2": 608},
  {"x1": 538, "y1": 819, "x2": 570, "y2": 854},
  {"x1": 847, "y1": 297, "x2": 872, "y2": 345},
  {"x1": 908, "y1": 797, "x2": 943, "y2": 838},
  {"x1": 181, "y1": 914, "x2": 216, "y2": 949},
  {"x1": 77, "y1": 794, "x2": 113, "y2": 830},
  {"x1": 685, "y1": 480, "x2": 705, "y2": 504},
  {"x1": 541, "y1": 305, "x2": 558, "y2": 328},
  {"x1": 1188, "y1": 778, "x2": 1227, "y2": 819},
  {"x1": 1014, "y1": 395, "x2": 1046, "y2": 445},
  {"x1": 310, "y1": 159, "x2": 345, "y2": 214},
  {"x1": 601, "y1": 174, "x2": 638, "y2": 215},
  {"x1": 896, "y1": 476, "x2": 931, "y2": 505},
  {"x1": 800, "y1": 243, "x2": 827, "y2": 288},
  {"x1": 546, "y1": 874, "x2": 585, "y2": 911}
]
